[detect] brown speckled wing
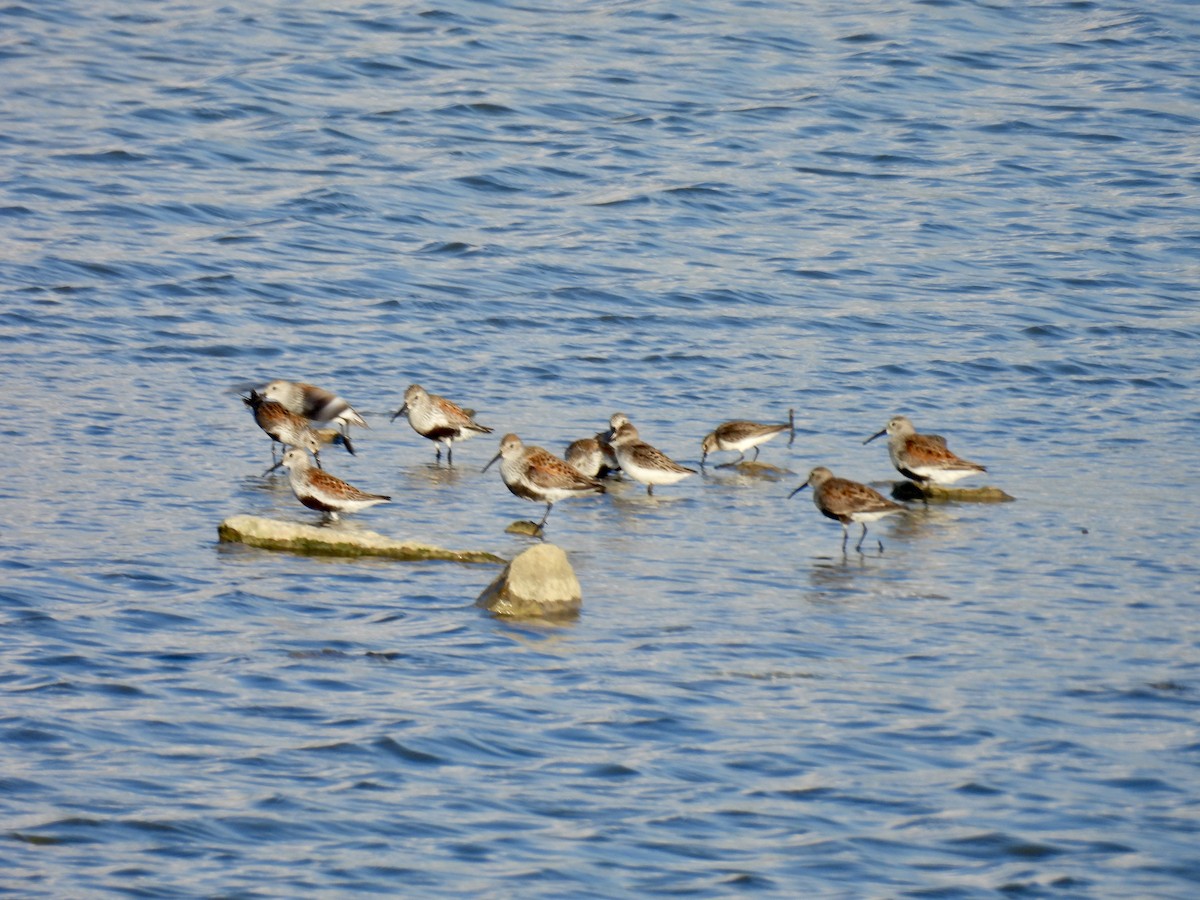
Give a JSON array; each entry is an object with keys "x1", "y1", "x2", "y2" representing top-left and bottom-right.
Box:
[
  {"x1": 307, "y1": 468, "x2": 388, "y2": 501},
  {"x1": 525, "y1": 449, "x2": 600, "y2": 491},
  {"x1": 718, "y1": 421, "x2": 784, "y2": 442},
  {"x1": 823, "y1": 477, "x2": 901, "y2": 517},
  {"x1": 631, "y1": 442, "x2": 695, "y2": 474},
  {"x1": 904, "y1": 435, "x2": 983, "y2": 470},
  {"x1": 432, "y1": 394, "x2": 477, "y2": 427}
]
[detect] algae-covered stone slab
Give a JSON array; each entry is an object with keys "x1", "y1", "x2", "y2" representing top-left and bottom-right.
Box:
[
  {"x1": 476, "y1": 543, "x2": 581, "y2": 620},
  {"x1": 218, "y1": 515, "x2": 503, "y2": 564},
  {"x1": 505, "y1": 519, "x2": 543, "y2": 536},
  {"x1": 890, "y1": 482, "x2": 1015, "y2": 503}
]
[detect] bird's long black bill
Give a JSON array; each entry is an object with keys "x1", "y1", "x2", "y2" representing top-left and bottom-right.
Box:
[
  {"x1": 788, "y1": 483, "x2": 809, "y2": 499},
  {"x1": 482, "y1": 453, "x2": 501, "y2": 473},
  {"x1": 863, "y1": 429, "x2": 886, "y2": 445}
]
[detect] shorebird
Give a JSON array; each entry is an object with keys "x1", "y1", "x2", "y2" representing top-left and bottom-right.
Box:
[
  {"x1": 484, "y1": 433, "x2": 605, "y2": 530},
  {"x1": 262, "y1": 379, "x2": 367, "y2": 452},
  {"x1": 864, "y1": 415, "x2": 986, "y2": 486},
  {"x1": 789, "y1": 466, "x2": 905, "y2": 553},
  {"x1": 243, "y1": 390, "x2": 324, "y2": 471},
  {"x1": 564, "y1": 437, "x2": 610, "y2": 479},
  {"x1": 605, "y1": 412, "x2": 631, "y2": 435},
  {"x1": 279, "y1": 448, "x2": 390, "y2": 521},
  {"x1": 701, "y1": 410, "x2": 795, "y2": 467},
  {"x1": 596, "y1": 412, "x2": 631, "y2": 473},
  {"x1": 392, "y1": 383, "x2": 492, "y2": 465},
  {"x1": 564, "y1": 412, "x2": 629, "y2": 479},
  {"x1": 608, "y1": 422, "x2": 696, "y2": 496}
]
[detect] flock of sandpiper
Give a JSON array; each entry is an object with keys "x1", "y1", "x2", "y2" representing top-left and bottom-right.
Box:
[{"x1": 242, "y1": 379, "x2": 990, "y2": 553}]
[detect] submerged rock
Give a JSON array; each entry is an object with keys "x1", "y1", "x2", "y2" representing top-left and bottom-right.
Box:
[
  {"x1": 505, "y1": 519, "x2": 543, "y2": 536},
  {"x1": 476, "y1": 543, "x2": 581, "y2": 620},
  {"x1": 890, "y1": 482, "x2": 1015, "y2": 503},
  {"x1": 716, "y1": 460, "x2": 793, "y2": 478},
  {"x1": 218, "y1": 515, "x2": 503, "y2": 564}
]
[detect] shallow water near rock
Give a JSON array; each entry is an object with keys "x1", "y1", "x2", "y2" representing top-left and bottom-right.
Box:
[{"x1": 3, "y1": 0, "x2": 1200, "y2": 896}]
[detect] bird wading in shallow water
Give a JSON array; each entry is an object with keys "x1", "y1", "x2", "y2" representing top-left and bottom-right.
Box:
[
  {"x1": 484, "y1": 433, "x2": 605, "y2": 531},
  {"x1": 263, "y1": 379, "x2": 367, "y2": 453},
  {"x1": 392, "y1": 383, "x2": 492, "y2": 465},
  {"x1": 564, "y1": 437, "x2": 612, "y2": 479},
  {"x1": 608, "y1": 422, "x2": 696, "y2": 496},
  {"x1": 790, "y1": 466, "x2": 905, "y2": 554},
  {"x1": 243, "y1": 390, "x2": 324, "y2": 472},
  {"x1": 280, "y1": 448, "x2": 390, "y2": 522},
  {"x1": 864, "y1": 415, "x2": 986, "y2": 487},
  {"x1": 701, "y1": 410, "x2": 795, "y2": 468},
  {"x1": 596, "y1": 412, "x2": 633, "y2": 473}
]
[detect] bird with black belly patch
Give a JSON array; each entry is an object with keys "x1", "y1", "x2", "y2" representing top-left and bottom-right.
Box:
[
  {"x1": 280, "y1": 448, "x2": 390, "y2": 522},
  {"x1": 393, "y1": 383, "x2": 492, "y2": 465},
  {"x1": 484, "y1": 433, "x2": 605, "y2": 531},
  {"x1": 263, "y1": 379, "x2": 367, "y2": 453}
]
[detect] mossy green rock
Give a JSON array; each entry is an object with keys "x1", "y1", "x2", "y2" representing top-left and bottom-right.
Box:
[
  {"x1": 218, "y1": 515, "x2": 503, "y2": 564},
  {"x1": 890, "y1": 482, "x2": 1015, "y2": 503},
  {"x1": 505, "y1": 520, "x2": 544, "y2": 536}
]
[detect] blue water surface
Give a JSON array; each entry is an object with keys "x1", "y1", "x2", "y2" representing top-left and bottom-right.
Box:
[{"x1": 2, "y1": 0, "x2": 1199, "y2": 896}]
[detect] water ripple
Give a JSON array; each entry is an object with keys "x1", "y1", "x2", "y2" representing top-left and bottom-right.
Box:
[{"x1": 2, "y1": 0, "x2": 1199, "y2": 895}]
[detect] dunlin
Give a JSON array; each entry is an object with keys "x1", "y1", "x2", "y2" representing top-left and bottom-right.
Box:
[
  {"x1": 263, "y1": 379, "x2": 367, "y2": 450},
  {"x1": 392, "y1": 383, "x2": 492, "y2": 465},
  {"x1": 606, "y1": 412, "x2": 631, "y2": 434},
  {"x1": 565, "y1": 413, "x2": 627, "y2": 478},
  {"x1": 701, "y1": 410, "x2": 795, "y2": 467},
  {"x1": 243, "y1": 390, "x2": 323, "y2": 469},
  {"x1": 596, "y1": 412, "x2": 631, "y2": 473},
  {"x1": 279, "y1": 448, "x2": 390, "y2": 521},
  {"x1": 608, "y1": 422, "x2": 696, "y2": 496},
  {"x1": 484, "y1": 433, "x2": 605, "y2": 529},
  {"x1": 789, "y1": 466, "x2": 905, "y2": 553},
  {"x1": 864, "y1": 415, "x2": 986, "y2": 486},
  {"x1": 564, "y1": 437, "x2": 609, "y2": 479}
]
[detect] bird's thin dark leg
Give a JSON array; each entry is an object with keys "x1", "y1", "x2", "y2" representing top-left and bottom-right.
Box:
[
  {"x1": 752, "y1": 447, "x2": 760, "y2": 461},
  {"x1": 647, "y1": 485, "x2": 654, "y2": 496},
  {"x1": 537, "y1": 503, "x2": 553, "y2": 529},
  {"x1": 840, "y1": 524, "x2": 849, "y2": 554},
  {"x1": 856, "y1": 524, "x2": 868, "y2": 553}
]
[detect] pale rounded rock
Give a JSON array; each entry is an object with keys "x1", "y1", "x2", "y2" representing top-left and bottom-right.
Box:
[{"x1": 476, "y1": 543, "x2": 582, "y2": 619}]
